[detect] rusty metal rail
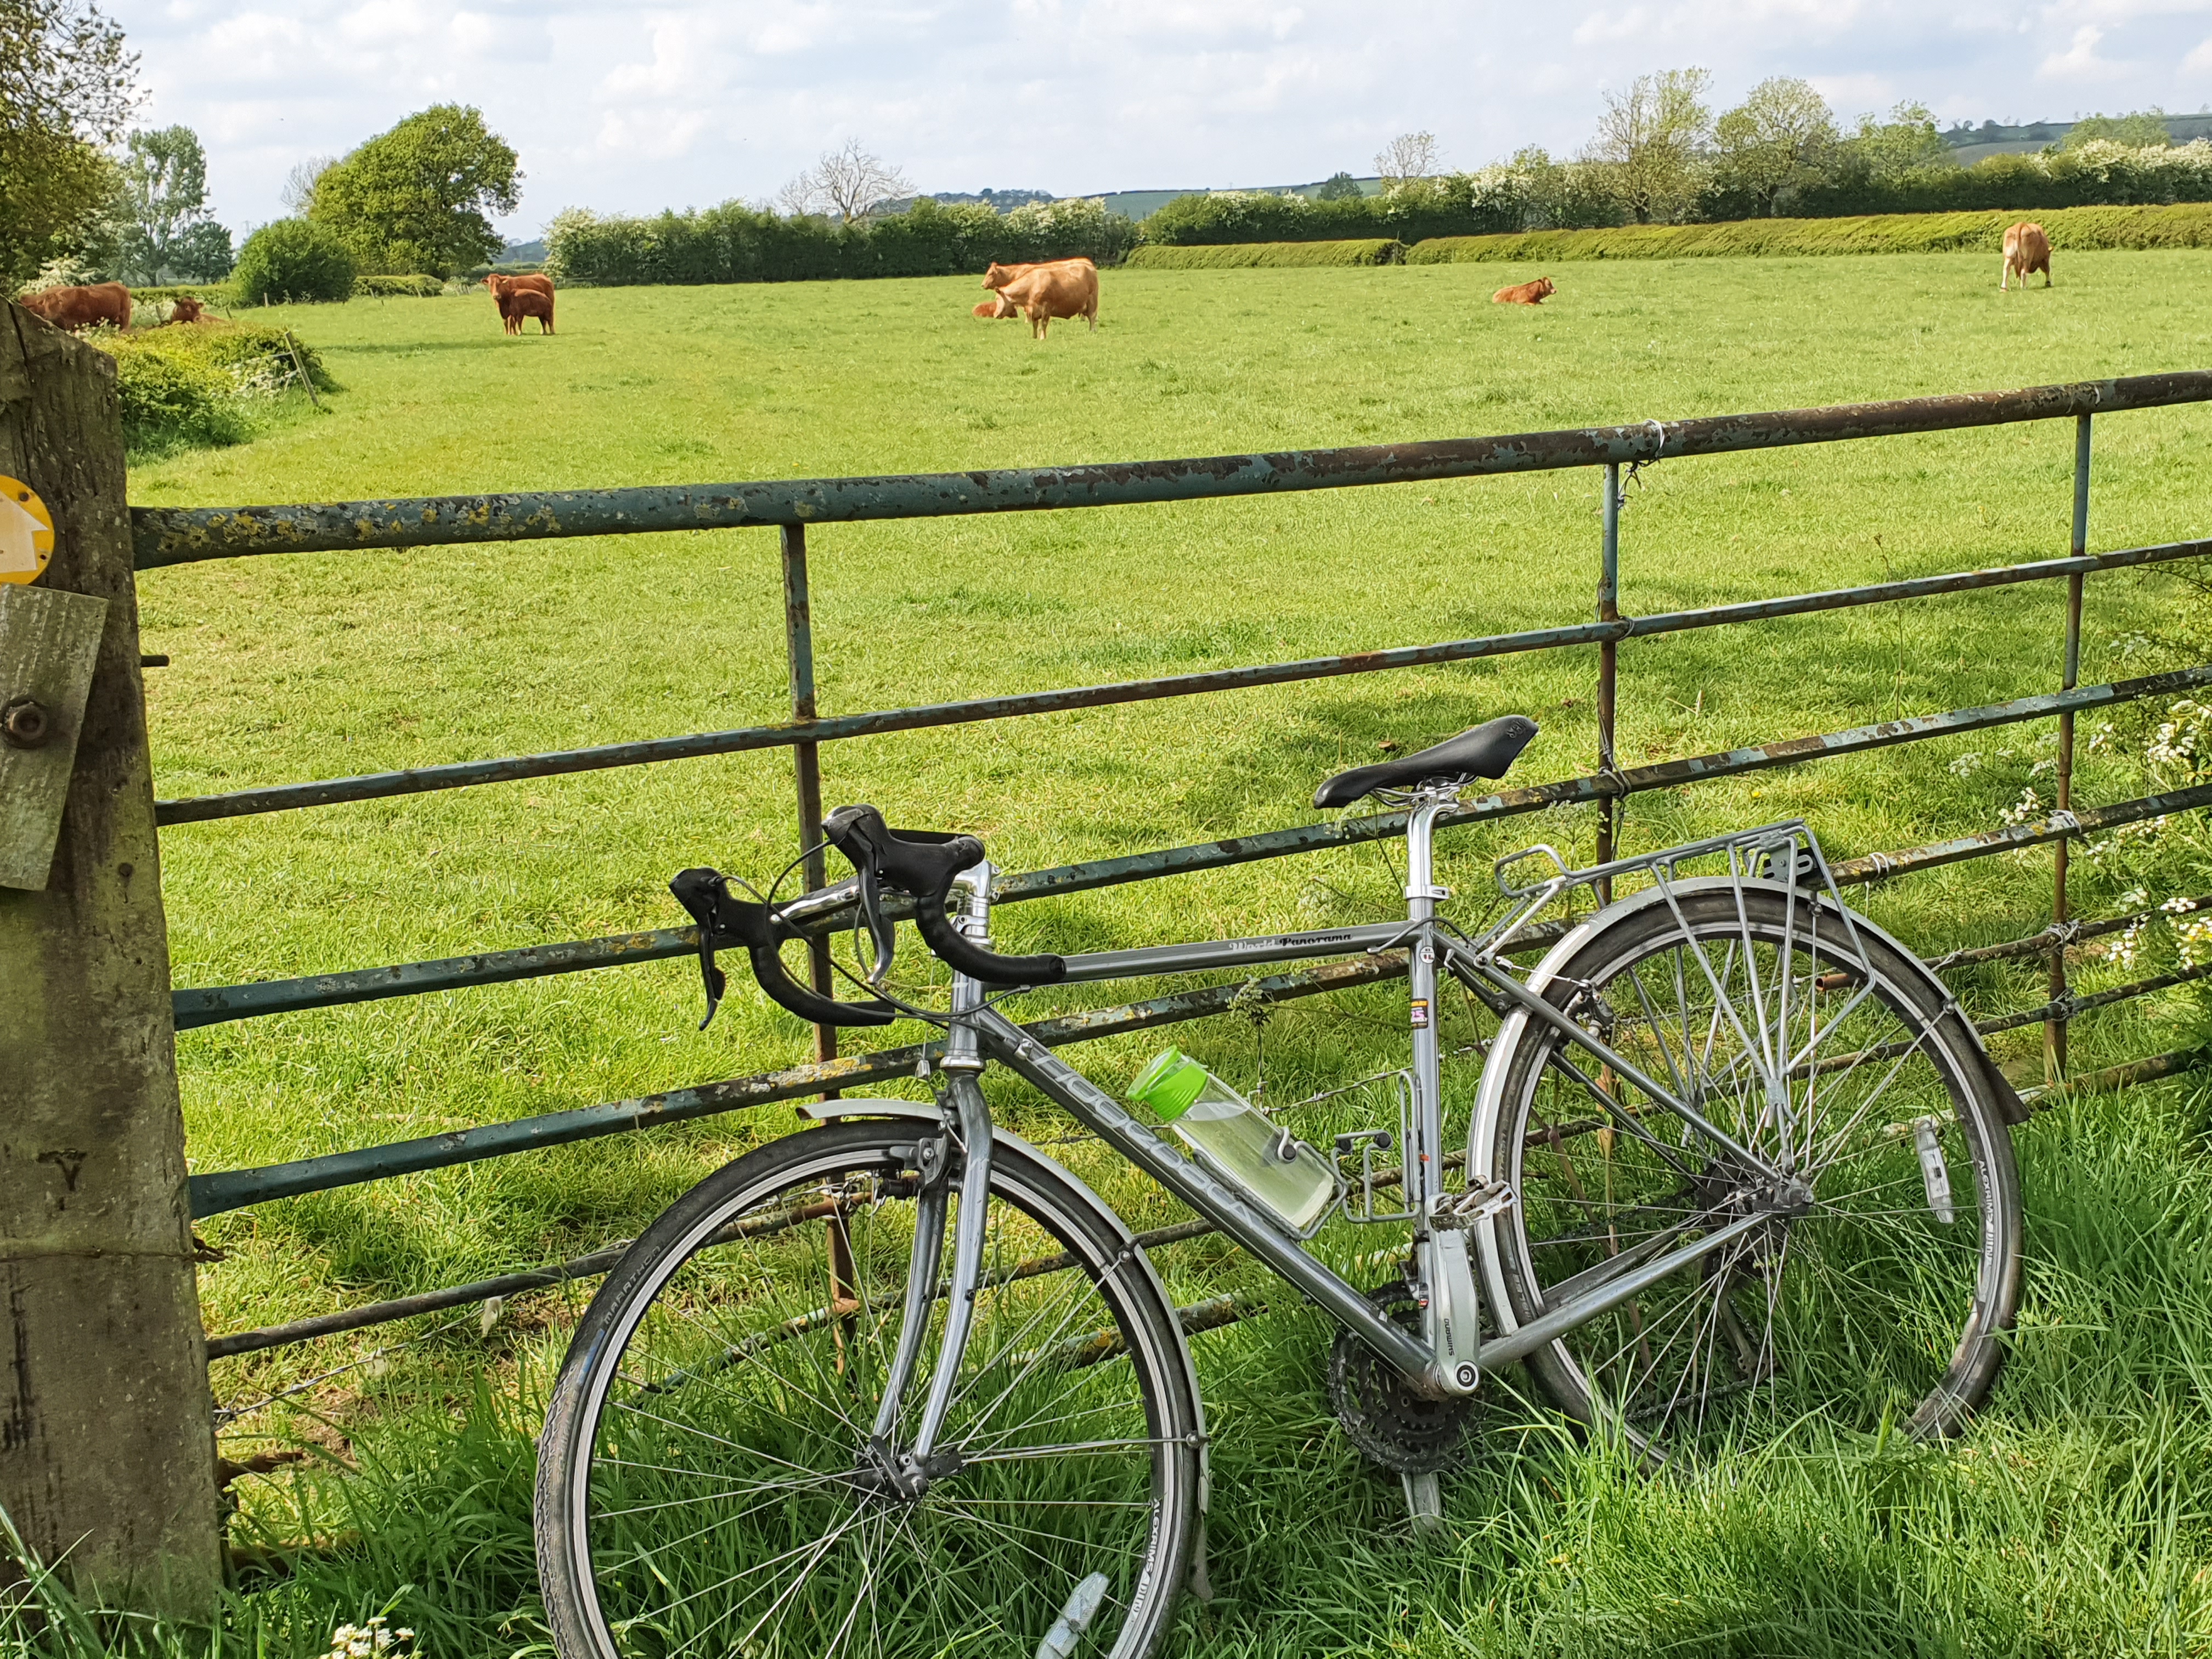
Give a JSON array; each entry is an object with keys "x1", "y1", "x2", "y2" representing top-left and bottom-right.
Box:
[
  {"x1": 134, "y1": 373, "x2": 2212, "y2": 566},
  {"x1": 168, "y1": 666, "x2": 2212, "y2": 1030},
  {"x1": 151, "y1": 539, "x2": 2212, "y2": 826},
  {"x1": 184, "y1": 781, "x2": 2212, "y2": 1223}
]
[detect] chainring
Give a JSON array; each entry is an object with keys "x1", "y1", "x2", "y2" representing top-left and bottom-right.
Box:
[{"x1": 1327, "y1": 1280, "x2": 1476, "y2": 1476}]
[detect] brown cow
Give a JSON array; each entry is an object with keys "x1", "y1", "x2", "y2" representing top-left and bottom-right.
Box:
[
  {"x1": 1492, "y1": 277, "x2": 1555, "y2": 306},
  {"x1": 504, "y1": 287, "x2": 555, "y2": 335},
  {"x1": 2001, "y1": 222, "x2": 2051, "y2": 290},
  {"x1": 982, "y1": 258, "x2": 1098, "y2": 338},
  {"x1": 972, "y1": 295, "x2": 1019, "y2": 318},
  {"x1": 167, "y1": 295, "x2": 205, "y2": 324},
  {"x1": 485, "y1": 272, "x2": 556, "y2": 334},
  {"x1": 17, "y1": 281, "x2": 131, "y2": 331}
]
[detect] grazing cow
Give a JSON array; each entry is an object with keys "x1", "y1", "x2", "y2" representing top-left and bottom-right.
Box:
[
  {"x1": 982, "y1": 258, "x2": 1098, "y2": 338},
  {"x1": 484, "y1": 273, "x2": 556, "y2": 334},
  {"x1": 2001, "y1": 222, "x2": 2052, "y2": 290},
  {"x1": 167, "y1": 295, "x2": 205, "y2": 324},
  {"x1": 505, "y1": 288, "x2": 555, "y2": 334},
  {"x1": 1491, "y1": 277, "x2": 1555, "y2": 306},
  {"x1": 17, "y1": 281, "x2": 132, "y2": 331}
]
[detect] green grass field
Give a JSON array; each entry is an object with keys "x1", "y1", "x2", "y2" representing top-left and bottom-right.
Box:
[{"x1": 93, "y1": 252, "x2": 2212, "y2": 1654}]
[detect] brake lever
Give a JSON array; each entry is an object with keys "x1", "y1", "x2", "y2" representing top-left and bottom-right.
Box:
[
  {"x1": 670, "y1": 867, "x2": 735, "y2": 1028},
  {"x1": 855, "y1": 862, "x2": 898, "y2": 988}
]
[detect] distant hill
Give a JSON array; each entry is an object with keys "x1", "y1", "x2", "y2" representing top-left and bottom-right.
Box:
[
  {"x1": 500, "y1": 238, "x2": 547, "y2": 262},
  {"x1": 1097, "y1": 176, "x2": 1383, "y2": 221},
  {"x1": 1941, "y1": 114, "x2": 2212, "y2": 165}
]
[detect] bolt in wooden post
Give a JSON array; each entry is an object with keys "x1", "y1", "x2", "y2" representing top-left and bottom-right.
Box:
[
  {"x1": 0, "y1": 308, "x2": 222, "y2": 1611},
  {"x1": 2048, "y1": 414, "x2": 2092, "y2": 1082},
  {"x1": 1595, "y1": 462, "x2": 1622, "y2": 904}
]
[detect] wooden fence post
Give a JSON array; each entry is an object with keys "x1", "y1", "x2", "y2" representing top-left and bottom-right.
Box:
[{"x1": 0, "y1": 307, "x2": 222, "y2": 1612}]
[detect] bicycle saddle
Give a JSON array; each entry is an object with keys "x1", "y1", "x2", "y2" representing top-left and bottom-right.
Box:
[{"x1": 1312, "y1": 714, "x2": 1539, "y2": 808}]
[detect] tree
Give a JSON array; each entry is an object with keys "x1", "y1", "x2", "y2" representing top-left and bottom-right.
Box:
[
  {"x1": 1588, "y1": 67, "x2": 1713, "y2": 222},
  {"x1": 309, "y1": 105, "x2": 520, "y2": 276},
  {"x1": 2064, "y1": 110, "x2": 2171, "y2": 150},
  {"x1": 280, "y1": 155, "x2": 335, "y2": 217},
  {"x1": 231, "y1": 218, "x2": 355, "y2": 303},
  {"x1": 1313, "y1": 171, "x2": 1363, "y2": 201},
  {"x1": 166, "y1": 219, "x2": 232, "y2": 280},
  {"x1": 114, "y1": 125, "x2": 232, "y2": 283},
  {"x1": 1839, "y1": 101, "x2": 1952, "y2": 184},
  {"x1": 0, "y1": 0, "x2": 139, "y2": 288},
  {"x1": 1374, "y1": 133, "x2": 1441, "y2": 190},
  {"x1": 1714, "y1": 77, "x2": 1837, "y2": 215},
  {"x1": 777, "y1": 140, "x2": 912, "y2": 223}
]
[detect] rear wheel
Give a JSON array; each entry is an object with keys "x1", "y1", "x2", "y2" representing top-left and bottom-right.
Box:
[
  {"x1": 536, "y1": 1118, "x2": 1200, "y2": 1659},
  {"x1": 1478, "y1": 884, "x2": 2022, "y2": 1455}
]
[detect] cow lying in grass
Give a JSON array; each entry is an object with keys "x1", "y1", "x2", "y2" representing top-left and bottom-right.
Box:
[
  {"x1": 1492, "y1": 277, "x2": 1555, "y2": 306},
  {"x1": 18, "y1": 281, "x2": 132, "y2": 331},
  {"x1": 981, "y1": 258, "x2": 1098, "y2": 338},
  {"x1": 973, "y1": 295, "x2": 1019, "y2": 318}
]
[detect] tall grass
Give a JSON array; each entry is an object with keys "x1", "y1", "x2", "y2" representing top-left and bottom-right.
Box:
[{"x1": 100, "y1": 253, "x2": 2212, "y2": 1653}]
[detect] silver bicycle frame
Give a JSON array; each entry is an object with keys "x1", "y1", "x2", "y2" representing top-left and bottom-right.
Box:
[{"x1": 877, "y1": 797, "x2": 1830, "y2": 1415}]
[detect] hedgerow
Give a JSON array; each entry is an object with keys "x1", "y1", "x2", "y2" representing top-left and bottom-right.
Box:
[
  {"x1": 94, "y1": 321, "x2": 335, "y2": 455},
  {"x1": 547, "y1": 196, "x2": 1136, "y2": 287},
  {"x1": 356, "y1": 274, "x2": 446, "y2": 297},
  {"x1": 1404, "y1": 201, "x2": 2212, "y2": 264},
  {"x1": 1124, "y1": 239, "x2": 1407, "y2": 268}
]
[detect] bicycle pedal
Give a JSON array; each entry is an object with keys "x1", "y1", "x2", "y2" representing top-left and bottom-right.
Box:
[{"x1": 1441, "y1": 1181, "x2": 1514, "y2": 1227}]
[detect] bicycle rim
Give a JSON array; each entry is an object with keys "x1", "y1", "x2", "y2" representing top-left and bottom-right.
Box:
[
  {"x1": 1479, "y1": 884, "x2": 2022, "y2": 1453},
  {"x1": 536, "y1": 1120, "x2": 1197, "y2": 1659}
]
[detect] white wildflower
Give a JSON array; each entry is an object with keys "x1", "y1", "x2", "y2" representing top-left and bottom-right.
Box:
[{"x1": 1946, "y1": 752, "x2": 1983, "y2": 777}]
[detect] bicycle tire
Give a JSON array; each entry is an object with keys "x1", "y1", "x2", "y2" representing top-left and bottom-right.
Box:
[
  {"x1": 1474, "y1": 882, "x2": 2023, "y2": 1453},
  {"x1": 536, "y1": 1117, "x2": 1200, "y2": 1659}
]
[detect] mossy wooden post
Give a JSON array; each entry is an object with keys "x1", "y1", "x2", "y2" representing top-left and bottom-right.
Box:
[{"x1": 0, "y1": 306, "x2": 222, "y2": 1612}]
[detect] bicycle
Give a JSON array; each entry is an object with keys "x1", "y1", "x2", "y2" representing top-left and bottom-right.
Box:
[{"x1": 534, "y1": 714, "x2": 2027, "y2": 1659}]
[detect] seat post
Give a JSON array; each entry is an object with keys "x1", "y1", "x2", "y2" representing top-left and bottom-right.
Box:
[{"x1": 1403, "y1": 789, "x2": 1454, "y2": 1217}]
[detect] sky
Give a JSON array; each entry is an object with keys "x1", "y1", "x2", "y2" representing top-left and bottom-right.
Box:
[{"x1": 108, "y1": 0, "x2": 2212, "y2": 242}]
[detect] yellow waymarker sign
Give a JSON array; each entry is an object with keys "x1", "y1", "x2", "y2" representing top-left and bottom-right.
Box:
[{"x1": 0, "y1": 478, "x2": 54, "y2": 585}]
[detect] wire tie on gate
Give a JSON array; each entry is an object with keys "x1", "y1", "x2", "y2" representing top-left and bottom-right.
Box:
[{"x1": 2047, "y1": 809, "x2": 2083, "y2": 835}]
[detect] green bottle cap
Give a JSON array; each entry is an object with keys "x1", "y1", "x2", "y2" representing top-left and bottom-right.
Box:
[{"x1": 1128, "y1": 1049, "x2": 1206, "y2": 1121}]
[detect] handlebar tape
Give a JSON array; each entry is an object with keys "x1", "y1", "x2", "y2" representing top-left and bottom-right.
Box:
[
  {"x1": 821, "y1": 805, "x2": 1068, "y2": 986},
  {"x1": 669, "y1": 867, "x2": 898, "y2": 1029}
]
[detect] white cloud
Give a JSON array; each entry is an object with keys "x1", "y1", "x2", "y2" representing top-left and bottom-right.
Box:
[{"x1": 105, "y1": 0, "x2": 2212, "y2": 240}]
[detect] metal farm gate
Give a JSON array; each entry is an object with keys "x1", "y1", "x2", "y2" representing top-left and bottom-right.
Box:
[{"x1": 7, "y1": 324, "x2": 2212, "y2": 1605}]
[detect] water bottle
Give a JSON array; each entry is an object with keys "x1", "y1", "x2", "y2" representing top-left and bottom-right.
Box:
[{"x1": 1128, "y1": 1049, "x2": 1338, "y2": 1234}]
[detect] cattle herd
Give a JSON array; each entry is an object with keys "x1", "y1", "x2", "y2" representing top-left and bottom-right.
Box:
[{"x1": 8, "y1": 219, "x2": 2063, "y2": 354}]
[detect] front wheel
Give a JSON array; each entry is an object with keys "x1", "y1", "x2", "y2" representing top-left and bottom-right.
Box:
[
  {"x1": 1476, "y1": 882, "x2": 2023, "y2": 1455},
  {"x1": 536, "y1": 1117, "x2": 1201, "y2": 1659}
]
